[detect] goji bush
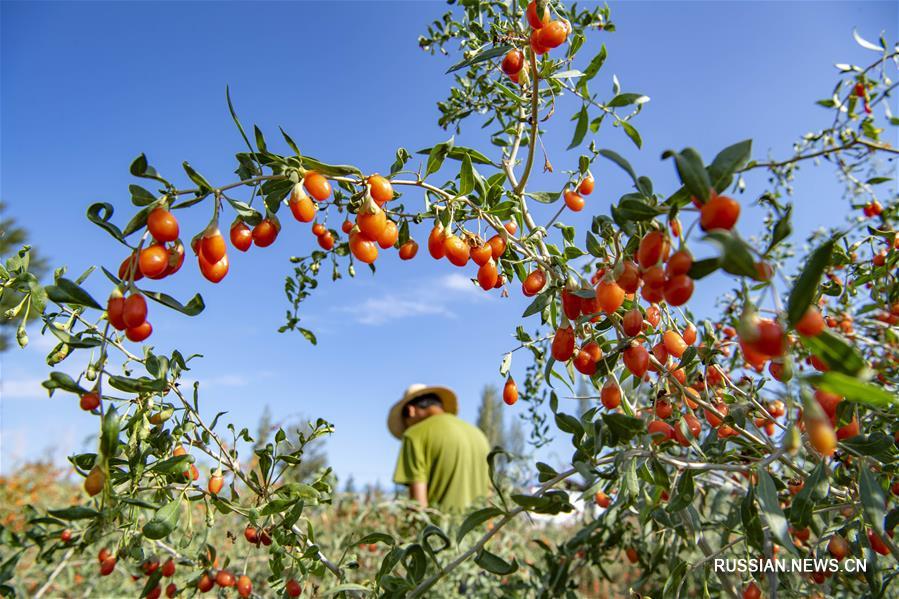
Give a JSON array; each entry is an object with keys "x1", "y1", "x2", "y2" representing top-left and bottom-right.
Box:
[{"x1": 2, "y1": 1, "x2": 898, "y2": 597}]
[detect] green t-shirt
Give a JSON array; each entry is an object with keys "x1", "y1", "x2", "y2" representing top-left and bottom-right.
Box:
[{"x1": 393, "y1": 413, "x2": 490, "y2": 512}]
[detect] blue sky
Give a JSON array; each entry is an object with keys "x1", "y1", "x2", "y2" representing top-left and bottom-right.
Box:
[{"x1": 2, "y1": 1, "x2": 896, "y2": 488}]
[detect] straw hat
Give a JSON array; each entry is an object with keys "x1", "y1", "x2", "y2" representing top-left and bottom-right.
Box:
[{"x1": 387, "y1": 383, "x2": 458, "y2": 439}]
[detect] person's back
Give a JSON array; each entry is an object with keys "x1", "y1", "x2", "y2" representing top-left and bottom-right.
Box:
[{"x1": 394, "y1": 412, "x2": 490, "y2": 512}]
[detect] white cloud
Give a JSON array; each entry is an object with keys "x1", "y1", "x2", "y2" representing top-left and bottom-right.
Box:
[
  {"x1": 28, "y1": 333, "x2": 59, "y2": 352},
  {"x1": 208, "y1": 374, "x2": 249, "y2": 387},
  {"x1": 0, "y1": 425, "x2": 80, "y2": 476},
  {"x1": 440, "y1": 273, "x2": 483, "y2": 296},
  {"x1": 180, "y1": 374, "x2": 249, "y2": 389},
  {"x1": 1, "y1": 377, "x2": 48, "y2": 400},
  {"x1": 338, "y1": 274, "x2": 491, "y2": 326},
  {"x1": 352, "y1": 296, "x2": 455, "y2": 325}
]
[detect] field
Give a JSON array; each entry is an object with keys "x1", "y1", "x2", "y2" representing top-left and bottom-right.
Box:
[
  {"x1": 1, "y1": 461, "x2": 640, "y2": 598},
  {"x1": 2, "y1": 1, "x2": 898, "y2": 598}
]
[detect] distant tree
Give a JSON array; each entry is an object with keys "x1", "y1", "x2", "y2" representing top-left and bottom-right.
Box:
[
  {"x1": 476, "y1": 384, "x2": 506, "y2": 449},
  {"x1": 368, "y1": 481, "x2": 384, "y2": 504},
  {"x1": 505, "y1": 416, "x2": 526, "y2": 459},
  {"x1": 0, "y1": 201, "x2": 47, "y2": 351},
  {"x1": 477, "y1": 383, "x2": 531, "y2": 486},
  {"x1": 344, "y1": 475, "x2": 356, "y2": 494},
  {"x1": 253, "y1": 405, "x2": 275, "y2": 452},
  {"x1": 251, "y1": 405, "x2": 328, "y2": 483}
]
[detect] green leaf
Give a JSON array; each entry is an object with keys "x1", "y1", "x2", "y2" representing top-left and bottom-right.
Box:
[
  {"x1": 568, "y1": 105, "x2": 589, "y2": 149},
  {"x1": 688, "y1": 257, "x2": 719, "y2": 280},
  {"x1": 667, "y1": 148, "x2": 710, "y2": 202},
  {"x1": 253, "y1": 125, "x2": 267, "y2": 153},
  {"x1": 129, "y1": 185, "x2": 157, "y2": 206},
  {"x1": 138, "y1": 289, "x2": 205, "y2": 316},
  {"x1": 495, "y1": 81, "x2": 524, "y2": 104},
  {"x1": 42, "y1": 371, "x2": 87, "y2": 395},
  {"x1": 662, "y1": 561, "x2": 688, "y2": 599},
  {"x1": 586, "y1": 231, "x2": 603, "y2": 257},
  {"x1": 840, "y1": 433, "x2": 898, "y2": 463},
  {"x1": 511, "y1": 490, "x2": 572, "y2": 515},
  {"x1": 446, "y1": 44, "x2": 512, "y2": 74},
  {"x1": 390, "y1": 148, "x2": 412, "y2": 175},
  {"x1": 425, "y1": 138, "x2": 454, "y2": 177},
  {"x1": 353, "y1": 532, "x2": 395, "y2": 547},
  {"x1": 525, "y1": 191, "x2": 560, "y2": 204},
  {"x1": 741, "y1": 486, "x2": 764, "y2": 551},
  {"x1": 224, "y1": 198, "x2": 262, "y2": 224},
  {"x1": 616, "y1": 198, "x2": 663, "y2": 221},
  {"x1": 522, "y1": 291, "x2": 551, "y2": 318},
  {"x1": 122, "y1": 205, "x2": 152, "y2": 237},
  {"x1": 459, "y1": 154, "x2": 475, "y2": 196},
  {"x1": 768, "y1": 205, "x2": 792, "y2": 252},
  {"x1": 707, "y1": 139, "x2": 752, "y2": 191},
  {"x1": 555, "y1": 412, "x2": 584, "y2": 437},
  {"x1": 130, "y1": 153, "x2": 149, "y2": 177},
  {"x1": 322, "y1": 584, "x2": 371, "y2": 596},
  {"x1": 301, "y1": 155, "x2": 363, "y2": 177},
  {"x1": 563, "y1": 246, "x2": 585, "y2": 260},
  {"x1": 598, "y1": 149, "x2": 638, "y2": 186},
  {"x1": 608, "y1": 93, "x2": 649, "y2": 107},
  {"x1": 279, "y1": 127, "x2": 302, "y2": 157},
  {"x1": 182, "y1": 162, "x2": 213, "y2": 192},
  {"x1": 666, "y1": 470, "x2": 694, "y2": 512},
  {"x1": 420, "y1": 524, "x2": 451, "y2": 561},
  {"x1": 474, "y1": 548, "x2": 518, "y2": 575},
  {"x1": 142, "y1": 498, "x2": 181, "y2": 540},
  {"x1": 802, "y1": 330, "x2": 866, "y2": 377},
  {"x1": 550, "y1": 70, "x2": 584, "y2": 80},
  {"x1": 790, "y1": 462, "x2": 829, "y2": 528},
  {"x1": 48, "y1": 506, "x2": 100, "y2": 520},
  {"x1": 297, "y1": 327, "x2": 317, "y2": 345},
  {"x1": 226, "y1": 86, "x2": 259, "y2": 169},
  {"x1": 86, "y1": 203, "x2": 125, "y2": 243},
  {"x1": 703, "y1": 231, "x2": 756, "y2": 278},
  {"x1": 620, "y1": 121, "x2": 642, "y2": 149},
  {"x1": 401, "y1": 544, "x2": 427, "y2": 583},
  {"x1": 107, "y1": 375, "x2": 168, "y2": 394},
  {"x1": 807, "y1": 372, "x2": 898, "y2": 408},
  {"x1": 45, "y1": 278, "x2": 102, "y2": 310},
  {"x1": 787, "y1": 239, "x2": 834, "y2": 326},
  {"x1": 755, "y1": 470, "x2": 797, "y2": 555},
  {"x1": 416, "y1": 145, "x2": 493, "y2": 166},
  {"x1": 581, "y1": 44, "x2": 607, "y2": 81},
  {"x1": 149, "y1": 455, "x2": 193, "y2": 475},
  {"x1": 860, "y1": 467, "x2": 886, "y2": 535},
  {"x1": 601, "y1": 413, "x2": 644, "y2": 445},
  {"x1": 100, "y1": 406, "x2": 120, "y2": 459},
  {"x1": 457, "y1": 507, "x2": 504, "y2": 542}
]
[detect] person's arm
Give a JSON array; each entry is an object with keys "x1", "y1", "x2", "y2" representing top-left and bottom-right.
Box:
[
  {"x1": 394, "y1": 434, "x2": 428, "y2": 506},
  {"x1": 409, "y1": 481, "x2": 428, "y2": 507}
]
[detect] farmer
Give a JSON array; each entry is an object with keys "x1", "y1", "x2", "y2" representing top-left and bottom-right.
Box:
[{"x1": 389, "y1": 384, "x2": 490, "y2": 512}]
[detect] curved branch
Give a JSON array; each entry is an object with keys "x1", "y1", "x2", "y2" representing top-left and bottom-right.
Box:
[
  {"x1": 407, "y1": 466, "x2": 578, "y2": 598},
  {"x1": 741, "y1": 137, "x2": 897, "y2": 172},
  {"x1": 514, "y1": 49, "x2": 541, "y2": 197}
]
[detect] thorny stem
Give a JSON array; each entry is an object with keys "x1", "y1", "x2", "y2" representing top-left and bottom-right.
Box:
[
  {"x1": 407, "y1": 465, "x2": 583, "y2": 598},
  {"x1": 290, "y1": 524, "x2": 344, "y2": 581},
  {"x1": 34, "y1": 548, "x2": 74, "y2": 599}
]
